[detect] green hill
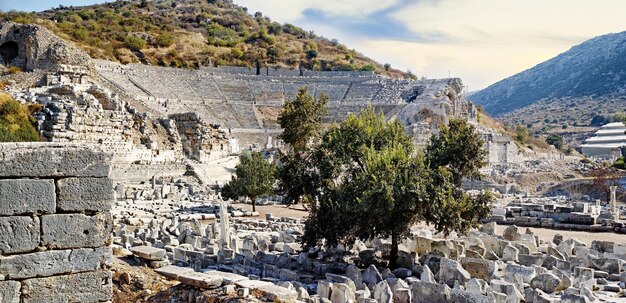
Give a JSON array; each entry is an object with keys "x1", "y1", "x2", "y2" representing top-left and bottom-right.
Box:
[{"x1": 1, "y1": 0, "x2": 408, "y2": 77}]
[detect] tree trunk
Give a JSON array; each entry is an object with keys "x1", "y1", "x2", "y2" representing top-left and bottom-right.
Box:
[
  {"x1": 251, "y1": 196, "x2": 256, "y2": 212},
  {"x1": 389, "y1": 232, "x2": 399, "y2": 269}
]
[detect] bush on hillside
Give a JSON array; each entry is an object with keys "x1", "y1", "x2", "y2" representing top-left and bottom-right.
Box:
[{"x1": 0, "y1": 94, "x2": 40, "y2": 142}]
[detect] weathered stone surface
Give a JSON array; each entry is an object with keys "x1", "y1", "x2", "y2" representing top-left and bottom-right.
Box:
[
  {"x1": 155, "y1": 265, "x2": 194, "y2": 279},
  {"x1": 530, "y1": 273, "x2": 564, "y2": 294},
  {"x1": 202, "y1": 270, "x2": 249, "y2": 284},
  {"x1": 130, "y1": 246, "x2": 167, "y2": 261},
  {"x1": 0, "y1": 247, "x2": 110, "y2": 279},
  {"x1": 0, "y1": 281, "x2": 20, "y2": 303},
  {"x1": 178, "y1": 272, "x2": 223, "y2": 289},
  {"x1": 0, "y1": 180, "x2": 55, "y2": 216},
  {"x1": 57, "y1": 177, "x2": 113, "y2": 212},
  {"x1": 450, "y1": 289, "x2": 493, "y2": 303},
  {"x1": 490, "y1": 280, "x2": 523, "y2": 303},
  {"x1": 439, "y1": 258, "x2": 471, "y2": 286},
  {"x1": 237, "y1": 279, "x2": 298, "y2": 303},
  {"x1": 21, "y1": 270, "x2": 112, "y2": 303},
  {"x1": 410, "y1": 281, "x2": 450, "y2": 303},
  {"x1": 330, "y1": 283, "x2": 355, "y2": 303},
  {"x1": 362, "y1": 264, "x2": 383, "y2": 286},
  {"x1": 0, "y1": 143, "x2": 111, "y2": 178},
  {"x1": 0, "y1": 216, "x2": 40, "y2": 254},
  {"x1": 41, "y1": 213, "x2": 112, "y2": 249},
  {"x1": 373, "y1": 280, "x2": 392, "y2": 303},
  {"x1": 461, "y1": 258, "x2": 496, "y2": 281}
]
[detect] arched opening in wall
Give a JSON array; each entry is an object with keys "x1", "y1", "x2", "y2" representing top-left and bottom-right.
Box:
[{"x1": 0, "y1": 41, "x2": 19, "y2": 65}]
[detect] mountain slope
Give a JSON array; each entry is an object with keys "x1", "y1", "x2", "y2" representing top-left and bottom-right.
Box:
[
  {"x1": 469, "y1": 31, "x2": 626, "y2": 116},
  {"x1": 0, "y1": 0, "x2": 408, "y2": 78}
]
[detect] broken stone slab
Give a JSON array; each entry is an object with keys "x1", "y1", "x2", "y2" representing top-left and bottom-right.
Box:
[
  {"x1": 439, "y1": 258, "x2": 471, "y2": 286},
  {"x1": 57, "y1": 177, "x2": 113, "y2": 212},
  {"x1": 20, "y1": 270, "x2": 112, "y2": 303},
  {"x1": 490, "y1": 280, "x2": 524, "y2": 303},
  {"x1": 409, "y1": 281, "x2": 451, "y2": 303},
  {"x1": 330, "y1": 282, "x2": 356, "y2": 303},
  {"x1": 201, "y1": 270, "x2": 249, "y2": 284},
  {"x1": 155, "y1": 265, "x2": 194, "y2": 279},
  {"x1": 0, "y1": 247, "x2": 111, "y2": 279},
  {"x1": 0, "y1": 281, "x2": 20, "y2": 303},
  {"x1": 236, "y1": 279, "x2": 298, "y2": 303},
  {"x1": 178, "y1": 272, "x2": 223, "y2": 289},
  {"x1": 393, "y1": 287, "x2": 411, "y2": 303},
  {"x1": 449, "y1": 288, "x2": 493, "y2": 303},
  {"x1": 372, "y1": 280, "x2": 392, "y2": 303},
  {"x1": 0, "y1": 179, "x2": 55, "y2": 216},
  {"x1": 41, "y1": 213, "x2": 112, "y2": 249},
  {"x1": 460, "y1": 258, "x2": 496, "y2": 281},
  {"x1": 0, "y1": 216, "x2": 40, "y2": 254},
  {"x1": 130, "y1": 246, "x2": 167, "y2": 261},
  {"x1": 530, "y1": 273, "x2": 565, "y2": 294},
  {"x1": 0, "y1": 143, "x2": 111, "y2": 178}
]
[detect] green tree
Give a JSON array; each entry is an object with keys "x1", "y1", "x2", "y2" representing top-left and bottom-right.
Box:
[
  {"x1": 427, "y1": 118, "x2": 487, "y2": 184},
  {"x1": 0, "y1": 94, "x2": 39, "y2": 142},
  {"x1": 515, "y1": 125, "x2": 528, "y2": 143},
  {"x1": 221, "y1": 152, "x2": 276, "y2": 212},
  {"x1": 546, "y1": 134, "x2": 563, "y2": 150},
  {"x1": 276, "y1": 87, "x2": 328, "y2": 207},
  {"x1": 300, "y1": 109, "x2": 493, "y2": 268}
]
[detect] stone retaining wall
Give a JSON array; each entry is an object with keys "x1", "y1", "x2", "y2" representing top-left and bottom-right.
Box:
[{"x1": 0, "y1": 143, "x2": 113, "y2": 303}]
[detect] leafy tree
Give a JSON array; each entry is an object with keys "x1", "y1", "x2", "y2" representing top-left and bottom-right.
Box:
[
  {"x1": 276, "y1": 87, "x2": 328, "y2": 207},
  {"x1": 124, "y1": 35, "x2": 146, "y2": 51},
  {"x1": 221, "y1": 152, "x2": 275, "y2": 212},
  {"x1": 0, "y1": 94, "x2": 39, "y2": 142},
  {"x1": 427, "y1": 118, "x2": 487, "y2": 184},
  {"x1": 515, "y1": 125, "x2": 528, "y2": 143},
  {"x1": 546, "y1": 134, "x2": 563, "y2": 150},
  {"x1": 300, "y1": 109, "x2": 493, "y2": 268},
  {"x1": 277, "y1": 87, "x2": 328, "y2": 153}
]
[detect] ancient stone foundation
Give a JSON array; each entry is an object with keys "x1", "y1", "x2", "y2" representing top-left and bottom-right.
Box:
[{"x1": 0, "y1": 143, "x2": 113, "y2": 303}]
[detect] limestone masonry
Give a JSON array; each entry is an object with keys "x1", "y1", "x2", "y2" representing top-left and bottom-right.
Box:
[{"x1": 0, "y1": 143, "x2": 113, "y2": 303}]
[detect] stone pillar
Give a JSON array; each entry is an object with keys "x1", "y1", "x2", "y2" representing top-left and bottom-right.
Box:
[
  {"x1": 219, "y1": 200, "x2": 230, "y2": 249},
  {"x1": 610, "y1": 186, "x2": 620, "y2": 221},
  {"x1": 0, "y1": 143, "x2": 113, "y2": 302}
]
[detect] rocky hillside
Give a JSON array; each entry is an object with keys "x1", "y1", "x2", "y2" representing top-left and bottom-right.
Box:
[
  {"x1": 469, "y1": 30, "x2": 626, "y2": 116},
  {"x1": 0, "y1": 0, "x2": 408, "y2": 78}
]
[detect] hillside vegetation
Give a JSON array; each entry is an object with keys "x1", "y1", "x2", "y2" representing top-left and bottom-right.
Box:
[
  {"x1": 1, "y1": 0, "x2": 408, "y2": 77},
  {"x1": 0, "y1": 93, "x2": 40, "y2": 142}
]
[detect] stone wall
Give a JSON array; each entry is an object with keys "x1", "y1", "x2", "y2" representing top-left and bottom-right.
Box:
[{"x1": 0, "y1": 143, "x2": 113, "y2": 303}]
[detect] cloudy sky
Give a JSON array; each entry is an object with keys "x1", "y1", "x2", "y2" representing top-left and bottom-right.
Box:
[{"x1": 3, "y1": 0, "x2": 626, "y2": 90}]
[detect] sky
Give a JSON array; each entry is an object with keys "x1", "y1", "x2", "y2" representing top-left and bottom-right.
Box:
[{"x1": 2, "y1": 0, "x2": 626, "y2": 90}]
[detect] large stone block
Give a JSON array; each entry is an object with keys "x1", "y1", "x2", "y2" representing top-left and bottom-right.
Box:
[
  {"x1": 0, "y1": 143, "x2": 111, "y2": 178},
  {"x1": 0, "y1": 247, "x2": 110, "y2": 279},
  {"x1": 21, "y1": 270, "x2": 112, "y2": 303},
  {"x1": 0, "y1": 281, "x2": 20, "y2": 303},
  {"x1": 42, "y1": 213, "x2": 112, "y2": 249},
  {"x1": 0, "y1": 216, "x2": 40, "y2": 254},
  {"x1": 0, "y1": 180, "x2": 55, "y2": 216},
  {"x1": 57, "y1": 177, "x2": 113, "y2": 212}
]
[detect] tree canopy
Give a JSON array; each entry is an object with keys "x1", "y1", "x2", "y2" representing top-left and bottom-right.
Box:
[
  {"x1": 276, "y1": 87, "x2": 328, "y2": 206},
  {"x1": 0, "y1": 93, "x2": 39, "y2": 142},
  {"x1": 221, "y1": 151, "x2": 276, "y2": 212},
  {"x1": 297, "y1": 108, "x2": 493, "y2": 268}
]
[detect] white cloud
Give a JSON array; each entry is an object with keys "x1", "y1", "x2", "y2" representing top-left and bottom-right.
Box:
[{"x1": 234, "y1": 0, "x2": 626, "y2": 89}]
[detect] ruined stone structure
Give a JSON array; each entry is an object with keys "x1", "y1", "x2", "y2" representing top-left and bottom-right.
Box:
[
  {"x1": 0, "y1": 22, "x2": 92, "y2": 72},
  {"x1": 486, "y1": 134, "x2": 521, "y2": 167},
  {"x1": 95, "y1": 60, "x2": 477, "y2": 146},
  {"x1": 168, "y1": 112, "x2": 238, "y2": 162},
  {"x1": 0, "y1": 143, "x2": 113, "y2": 302}
]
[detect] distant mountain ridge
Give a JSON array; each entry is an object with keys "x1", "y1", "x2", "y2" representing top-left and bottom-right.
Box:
[{"x1": 469, "y1": 31, "x2": 626, "y2": 116}]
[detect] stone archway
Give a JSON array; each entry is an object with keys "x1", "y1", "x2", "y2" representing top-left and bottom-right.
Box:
[{"x1": 0, "y1": 41, "x2": 19, "y2": 65}]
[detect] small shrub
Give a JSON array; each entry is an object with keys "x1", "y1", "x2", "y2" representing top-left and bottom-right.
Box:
[
  {"x1": 154, "y1": 34, "x2": 174, "y2": 47},
  {"x1": 124, "y1": 35, "x2": 147, "y2": 51},
  {"x1": 5, "y1": 66, "x2": 22, "y2": 75}
]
